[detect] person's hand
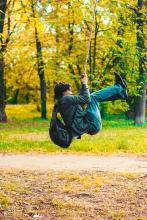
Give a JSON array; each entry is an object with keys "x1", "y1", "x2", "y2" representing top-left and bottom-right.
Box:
[{"x1": 81, "y1": 73, "x2": 88, "y2": 84}]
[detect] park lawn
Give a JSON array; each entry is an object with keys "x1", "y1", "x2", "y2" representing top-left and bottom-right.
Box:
[{"x1": 0, "y1": 104, "x2": 146, "y2": 155}]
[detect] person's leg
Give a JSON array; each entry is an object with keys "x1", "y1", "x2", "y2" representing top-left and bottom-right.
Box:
[
  {"x1": 85, "y1": 84, "x2": 126, "y2": 135},
  {"x1": 85, "y1": 96, "x2": 102, "y2": 135},
  {"x1": 90, "y1": 84, "x2": 126, "y2": 103}
]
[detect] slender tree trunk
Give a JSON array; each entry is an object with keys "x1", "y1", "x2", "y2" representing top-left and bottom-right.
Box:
[
  {"x1": 68, "y1": 64, "x2": 80, "y2": 90},
  {"x1": 67, "y1": 2, "x2": 80, "y2": 90},
  {"x1": 0, "y1": 0, "x2": 7, "y2": 122},
  {"x1": 68, "y1": 2, "x2": 73, "y2": 55},
  {"x1": 55, "y1": 0, "x2": 60, "y2": 76},
  {"x1": 0, "y1": 57, "x2": 7, "y2": 121},
  {"x1": 89, "y1": 41, "x2": 92, "y2": 75},
  {"x1": 31, "y1": 0, "x2": 47, "y2": 119},
  {"x1": 34, "y1": 27, "x2": 46, "y2": 119},
  {"x1": 134, "y1": 0, "x2": 146, "y2": 125},
  {"x1": 11, "y1": 89, "x2": 19, "y2": 104},
  {"x1": 93, "y1": 17, "x2": 98, "y2": 74}
]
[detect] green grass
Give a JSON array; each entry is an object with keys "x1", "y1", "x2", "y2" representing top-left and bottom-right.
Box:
[{"x1": 0, "y1": 104, "x2": 146, "y2": 154}]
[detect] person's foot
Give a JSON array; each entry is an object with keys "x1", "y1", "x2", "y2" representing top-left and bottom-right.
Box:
[
  {"x1": 115, "y1": 72, "x2": 128, "y2": 99},
  {"x1": 115, "y1": 72, "x2": 126, "y2": 88}
]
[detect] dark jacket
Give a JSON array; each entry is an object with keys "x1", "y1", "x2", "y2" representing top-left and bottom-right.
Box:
[{"x1": 59, "y1": 83, "x2": 91, "y2": 137}]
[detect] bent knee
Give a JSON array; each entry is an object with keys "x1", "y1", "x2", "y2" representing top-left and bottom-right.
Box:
[{"x1": 87, "y1": 127, "x2": 101, "y2": 135}]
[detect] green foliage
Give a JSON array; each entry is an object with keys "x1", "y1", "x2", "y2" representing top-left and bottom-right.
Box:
[{"x1": 2, "y1": 0, "x2": 146, "y2": 115}]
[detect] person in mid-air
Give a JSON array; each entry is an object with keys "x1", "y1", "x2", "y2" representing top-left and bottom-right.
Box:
[{"x1": 54, "y1": 73, "x2": 128, "y2": 139}]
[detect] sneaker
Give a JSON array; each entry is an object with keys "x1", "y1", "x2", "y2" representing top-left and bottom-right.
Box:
[
  {"x1": 114, "y1": 72, "x2": 128, "y2": 99},
  {"x1": 115, "y1": 72, "x2": 127, "y2": 89},
  {"x1": 123, "y1": 87, "x2": 128, "y2": 99}
]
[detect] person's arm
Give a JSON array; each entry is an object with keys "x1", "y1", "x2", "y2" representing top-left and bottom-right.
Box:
[
  {"x1": 79, "y1": 86, "x2": 83, "y2": 96},
  {"x1": 61, "y1": 73, "x2": 91, "y2": 105},
  {"x1": 79, "y1": 73, "x2": 89, "y2": 96}
]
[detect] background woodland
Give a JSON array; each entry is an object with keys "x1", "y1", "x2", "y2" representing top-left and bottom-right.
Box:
[{"x1": 0, "y1": 0, "x2": 146, "y2": 124}]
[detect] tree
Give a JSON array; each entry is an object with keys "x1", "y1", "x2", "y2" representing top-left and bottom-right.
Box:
[
  {"x1": 67, "y1": 1, "x2": 80, "y2": 90},
  {"x1": 20, "y1": 0, "x2": 47, "y2": 118},
  {"x1": 3, "y1": 0, "x2": 146, "y2": 119},
  {"x1": 31, "y1": 0, "x2": 47, "y2": 119},
  {"x1": 0, "y1": 0, "x2": 7, "y2": 121},
  {"x1": 134, "y1": 0, "x2": 146, "y2": 125},
  {"x1": 0, "y1": 0, "x2": 16, "y2": 121}
]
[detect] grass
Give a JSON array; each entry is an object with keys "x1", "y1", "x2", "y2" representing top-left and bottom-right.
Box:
[
  {"x1": 0, "y1": 105, "x2": 146, "y2": 220},
  {"x1": 0, "y1": 104, "x2": 146, "y2": 155}
]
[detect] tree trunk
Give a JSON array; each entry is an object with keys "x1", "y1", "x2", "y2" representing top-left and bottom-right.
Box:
[
  {"x1": 31, "y1": 0, "x2": 47, "y2": 119},
  {"x1": 134, "y1": 90, "x2": 146, "y2": 124},
  {"x1": 67, "y1": 2, "x2": 80, "y2": 90},
  {"x1": 12, "y1": 89, "x2": 19, "y2": 104},
  {"x1": 68, "y1": 2, "x2": 73, "y2": 56},
  {"x1": 93, "y1": 17, "x2": 98, "y2": 74},
  {"x1": 35, "y1": 27, "x2": 47, "y2": 119},
  {"x1": 134, "y1": 0, "x2": 146, "y2": 125},
  {"x1": 55, "y1": 0, "x2": 60, "y2": 76},
  {"x1": 89, "y1": 41, "x2": 92, "y2": 75},
  {"x1": 0, "y1": 0, "x2": 7, "y2": 122},
  {"x1": 68, "y1": 64, "x2": 80, "y2": 90},
  {"x1": 0, "y1": 57, "x2": 7, "y2": 121}
]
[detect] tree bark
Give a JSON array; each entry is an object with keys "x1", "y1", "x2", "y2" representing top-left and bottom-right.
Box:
[
  {"x1": 93, "y1": 15, "x2": 98, "y2": 74},
  {"x1": 67, "y1": 2, "x2": 80, "y2": 91},
  {"x1": 35, "y1": 28, "x2": 47, "y2": 119},
  {"x1": 89, "y1": 41, "x2": 92, "y2": 75},
  {"x1": 11, "y1": 89, "x2": 19, "y2": 104},
  {"x1": 55, "y1": 0, "x2": 60, "y2": 76},
  {"x1": 134, "y1": 0, "x2": 146, "y2": 125},
  {"x1": 68, "y1": 2, "x2": 73, "y2": 56},
  {"x1": 31, "y1": 0, "x2": 47, "y2": 119},
  {"x1": 134, "y1": 90, "x2": 146, "y2": 124},
  {"x1": 0, "y1": 0, "x2": 7, "y2": 122}
]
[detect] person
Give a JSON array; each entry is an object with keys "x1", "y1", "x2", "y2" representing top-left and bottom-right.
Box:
[{"x1": 54, "y1": 73, "x2": 128, "y2": 139}]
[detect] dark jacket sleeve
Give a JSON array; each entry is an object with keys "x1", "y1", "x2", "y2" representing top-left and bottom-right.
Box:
[
  {"x1": 61, "y1": 83, "x2": 91, "y2": 106},
  {"x1": 79, "y1": 84, "x2": 84, "y2": 95}
]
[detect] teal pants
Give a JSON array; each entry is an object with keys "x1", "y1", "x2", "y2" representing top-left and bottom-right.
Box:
[{"x1": 85, "y1": 84, "x2": 125, "y2": 135}]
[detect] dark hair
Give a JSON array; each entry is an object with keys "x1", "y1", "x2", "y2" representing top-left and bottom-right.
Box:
[{"x1": 54, "y1": 82, "x2": 71, "y2": 100}]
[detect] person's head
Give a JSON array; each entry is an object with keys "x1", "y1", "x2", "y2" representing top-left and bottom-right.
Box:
[{"x1": 54, "y1": 82, "x2": 72, "y2": 100}]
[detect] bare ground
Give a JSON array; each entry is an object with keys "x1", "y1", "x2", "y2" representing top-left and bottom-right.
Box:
[
  {"x1": 0, "y1": 153, "x2": 146, "y2": 173},
  {"x1": 0, "y1": 169, "x2": 147, "y2": 220},
  {"x1": 0, "y1": 154, "x2": 147, "y2": 219}
]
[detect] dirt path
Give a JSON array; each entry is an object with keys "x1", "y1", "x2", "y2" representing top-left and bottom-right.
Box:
[{"x1": 0, "y1": 153, "x2": 147, "y2": 173}]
